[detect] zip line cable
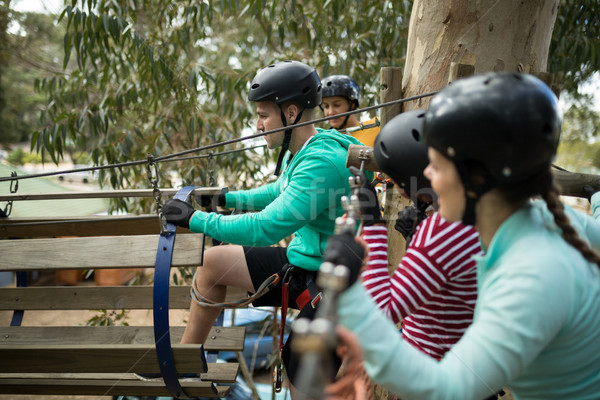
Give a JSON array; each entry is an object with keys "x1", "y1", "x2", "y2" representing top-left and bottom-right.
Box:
[{"x1": 0, "y1": 91, "x2": 437, "y2": 183}]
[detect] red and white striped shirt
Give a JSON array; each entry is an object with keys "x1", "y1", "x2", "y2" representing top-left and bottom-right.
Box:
[{"x1": 361, "y1": 213, "x2": 482, "y2": 359}]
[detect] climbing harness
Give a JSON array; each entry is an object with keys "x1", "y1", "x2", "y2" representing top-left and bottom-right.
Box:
[
  {"x1": 274, "y1": 265, "x2": 293, "y2": 393},
  {"x1": 273, "y1": 265, "x2": 323, "y2": 393}
]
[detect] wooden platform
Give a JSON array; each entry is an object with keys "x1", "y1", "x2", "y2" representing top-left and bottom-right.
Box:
[{"x1": 0, "y1": 187, "x2": 245, "y2": 397}]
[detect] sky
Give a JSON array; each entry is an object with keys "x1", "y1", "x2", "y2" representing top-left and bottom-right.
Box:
[{"x1": 12, "y1": 0, "x2": 64, "y2": 14}]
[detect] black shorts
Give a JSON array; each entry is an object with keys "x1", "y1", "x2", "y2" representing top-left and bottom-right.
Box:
[{"x1": 243, "y1": 246, "x2": 340, "y2": 388}]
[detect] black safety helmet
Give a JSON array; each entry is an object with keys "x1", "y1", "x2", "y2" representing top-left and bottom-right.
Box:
[
  {"x1": 422, "y1": 72, "x2": 561, "y2": 224},
  {"x1": 423, "y1": 72, "x2": 561, "y2": 183},
  {"x1": 248, "y1": 60, "x2": 321, "y2": 109},
  {"x1": 247, "y1": 60, "x2": 322, "y2": 176},
  {"x1": 374, "y1": 110, "x2": 431, "y2": 200},
  {"x1": 322, "y1": 75, "x2": 360, "y2": 108}
]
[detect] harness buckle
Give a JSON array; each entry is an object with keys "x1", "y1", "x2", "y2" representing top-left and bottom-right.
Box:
[
  {"x1": 273, "y1": 355, "x2": 284, "y2": 393},
  {"x1": 310, "y1": 292, "x2": 322, "y2": 308}
]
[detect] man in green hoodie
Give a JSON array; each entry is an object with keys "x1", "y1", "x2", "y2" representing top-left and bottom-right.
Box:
[{"x1": 162, "y1": 60, "x2": 367, "y2": 391}]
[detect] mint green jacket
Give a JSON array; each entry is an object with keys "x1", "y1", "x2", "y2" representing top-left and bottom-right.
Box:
[
  {"x1": 189, "y1": 128, "x2": 367, "y2": 271},
  {"x1": 338, "y1": 199, "x2": 600, "y2": 399}
]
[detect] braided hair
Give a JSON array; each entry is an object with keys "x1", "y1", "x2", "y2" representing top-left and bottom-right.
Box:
[
  {"x1": 541, "y1": 180, "x2": 600, "y2": 266},
  {"x1": 496, "y1": 167, "x2": 600, "y2": 267}
]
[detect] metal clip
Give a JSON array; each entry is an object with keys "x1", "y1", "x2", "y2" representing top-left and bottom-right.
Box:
[
  {"x1": 274, "y1": 357, "x2": 284, "y2": 393},
  {"x1": 207, "y1": 152, "x2": 216, "y2": 187},
  {"x1": 2, "y1": 172, "x2": 18, "y2": 217},
  {"x1": 146, "y1": 154, "x2": 168, "y2": 234}
]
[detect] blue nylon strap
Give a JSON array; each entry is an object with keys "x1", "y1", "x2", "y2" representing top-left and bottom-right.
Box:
[
  {"x1": 153, "y1": 185, "x2": 200, "y2": 399},
  {"x1": 10, "y1": 271, "x2": 28, "y2": 326}
]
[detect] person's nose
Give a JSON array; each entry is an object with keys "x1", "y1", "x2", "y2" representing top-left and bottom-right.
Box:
[{"x1": 423, "y1": 164, "x2": 432, "y2": 180}]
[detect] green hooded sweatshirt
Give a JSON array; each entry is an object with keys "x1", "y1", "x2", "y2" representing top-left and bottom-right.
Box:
[{"x1": 189, "y1": 128, "x2": 370, "y2": 271}]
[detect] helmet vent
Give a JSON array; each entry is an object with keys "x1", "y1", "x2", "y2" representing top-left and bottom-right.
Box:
[
  {"x1": 379, "y1": 142, "x2": 389, "y2": 158},
  {"x1": 251, "y1": 83, "x2": 260, "y2": 89},
  {"x1": 411, "y1": 129, "x2": 420, "y2": 142},
  {"x1": 302, "y1": 87, "x2": 311, "y2": 94}
]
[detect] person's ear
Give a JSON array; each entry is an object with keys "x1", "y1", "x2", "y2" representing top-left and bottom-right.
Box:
[{"x1": 286, "y1": 103, "x2": 299, "y2": 121}]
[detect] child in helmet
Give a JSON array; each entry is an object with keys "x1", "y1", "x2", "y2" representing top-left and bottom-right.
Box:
[
  {"x1": 321, "y1": 74, "x2": 380, "y2": 147},
  {"x1": 324, "y1": 110, "x2": 485, "y2": 400},
  {"x1": 329, "y1": 73, "x2": 600, "y2": 399},
  {"x1": 347, "y1": 110, "x2": 483, "y2": 360},
  {"x1": 162, "y1": 60, "x2": 369, "y2": 394}
]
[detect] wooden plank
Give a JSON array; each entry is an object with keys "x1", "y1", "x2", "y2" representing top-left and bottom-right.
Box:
[
  {"x1": 0, "y1": 215, "x2": 186, "y2": 238},
  {"x1": 0, "y1": 363, "x2": 239, "y2": 384},
  {"x1": 0, "y1": 286, "x2": 193, "y2": 310},
  {"x1": 0, "y1": 284, "x2": 249, "y2": 310},
  {"x1": 0, "y1": 187, "x2": 227, "y2": 201},
  {"x1": 0, "y1": 234, "x2": 206, "y2": 271},
  {"x1": 202, "y1": 362, "x2": 239, "y2": 383},
  {"x1": 0, "y1": 326, "x2": 246, "y2": 352},
  {"x1": 0, "y1": 344, "x2": 207, "y2": 373},
  {"x1": 0, "y1": 377, "x2": 228, "y2": 397}
]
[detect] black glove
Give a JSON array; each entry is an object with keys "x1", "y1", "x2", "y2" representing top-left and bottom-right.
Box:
[
  {"x1": 163, "y1": 198, "x2": 197, "y2": 229},
  {"x1": 394, "y1": 205, "x2": 418, "y2": 239},
  {"x1": 196, "y1": 193, "x2": 226, "y2": 211},
  {"x1": 348, "y1": 166, "x2": 383, "y2": 226},
  {"x1": 583, "y1": 185, "x2": 599, "y2": 203},
  {"x1": 323, "y1": 231, "x2": 365, "y2": 288}
]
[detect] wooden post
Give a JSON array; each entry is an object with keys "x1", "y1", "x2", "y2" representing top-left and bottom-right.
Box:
[{"x1": 379, "y1": 67, "x2": 411, "y2": 272}]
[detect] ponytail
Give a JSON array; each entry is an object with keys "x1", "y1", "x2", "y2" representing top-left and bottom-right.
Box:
[{"x1": 542, "y1": 181, "x2": 600, "y2": 267}]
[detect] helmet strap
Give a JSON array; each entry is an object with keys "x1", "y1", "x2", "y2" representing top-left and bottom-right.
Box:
[
  {"x1": 340, "y1": 102, "x2": 358, "y2": 130},
  {"x1": 273, "y1": 108, "x2": 304, "y2": 176},
  {"x1": 456, "y1": 162, "x2": 497, "y2": 226}
]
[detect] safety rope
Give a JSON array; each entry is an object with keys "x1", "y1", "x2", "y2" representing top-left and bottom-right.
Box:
[
  {"x1": 0, "y1": 91, "x2": 438, "y2": 184},
  {"x1": 189, "y1": 267, "x2": 281, "y2": 308}
]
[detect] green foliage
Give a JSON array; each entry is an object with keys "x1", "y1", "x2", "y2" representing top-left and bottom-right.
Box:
[
  {"x1": 30, "y1": 0, "x2": 411, "y2": 213},
  {"x1": 5, "y1": 147, "x2": 43, "y2": 165},
  {"x1": 0, "y1": 10, "x2": 66, "y2": 143},
  {"x1": 5, "y1": 147, "x2": 26, "y2": 165},
  {"x1": 560, "y1": 95, "x2": 600, "y2": 143},
  {"x1": 4, "y1": 0, "x2": 597, "y2": 215},
  {"x1": 549, "y1": 0, "x2": 600, "y2": 94},
  {"x1": 86, "y1": 309, "x2": 130, "y2": 326},
  {"x1": 556, "y1": 97, "x2": 600, "y2": 172}
]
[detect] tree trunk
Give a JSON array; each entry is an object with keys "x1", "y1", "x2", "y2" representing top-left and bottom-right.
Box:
[
  {"x1": 402, "y1": 0, "x2": 559, "y2": 111},
  {"x1": 379, "y1": 67, "x2": 411, "y2": 274}
]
